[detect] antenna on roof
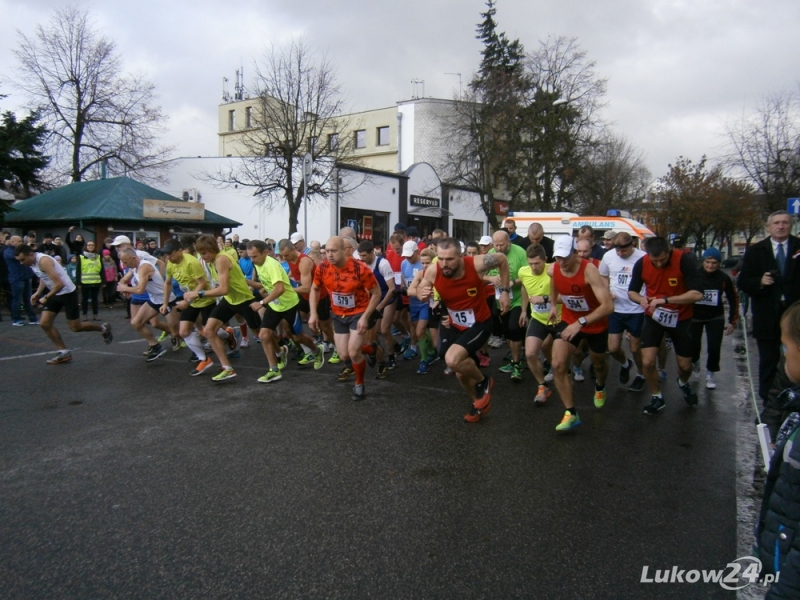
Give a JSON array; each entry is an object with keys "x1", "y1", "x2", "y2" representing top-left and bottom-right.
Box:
[
  {"x1": 411, "y1": 79, "x2": 424, "y2": 99},
  {"x1": 235, "y1": 65, "x2": 245, "y2": 101},
  {"x1": 222, "y1": 77, "x2": 230, "y2": 102}
]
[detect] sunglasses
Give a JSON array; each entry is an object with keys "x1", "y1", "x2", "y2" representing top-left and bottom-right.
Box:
[{"x1": 614, "y1": 242, "x2": 633, "y2": 249}]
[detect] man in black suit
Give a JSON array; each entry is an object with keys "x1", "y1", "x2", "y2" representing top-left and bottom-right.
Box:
[
  {"x1": 526, "y1": 223, "x2": 555, "y2": 262},
  {"x1": 737, "y1": 210, "x2": 800, "y2": 411}
]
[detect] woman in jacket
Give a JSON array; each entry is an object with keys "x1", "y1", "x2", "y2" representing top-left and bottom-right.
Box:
[
  {"x1": 755, "y1": 300, "x2": 800, "y2": 598},
  {"x1": 78, "y1": 240, "x2": 102, "y2": 320}
]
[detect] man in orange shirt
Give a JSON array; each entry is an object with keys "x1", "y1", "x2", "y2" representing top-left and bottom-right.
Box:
[{"x1": 309, "y1": 237, "x2": 380, "y2": 400}]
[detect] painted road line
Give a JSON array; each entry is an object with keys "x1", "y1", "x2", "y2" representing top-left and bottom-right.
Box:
[{"x1": 0, "y1": 348, "x2": 80, "y2": 361}]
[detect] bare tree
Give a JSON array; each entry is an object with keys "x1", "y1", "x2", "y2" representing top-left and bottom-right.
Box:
[
  {"x1": 571, "y1": 132, "x2": 651, "y2": 215},
  {"x1": 513, "y1": 36, "x2": 608, "y2": 212},
  {"x1": 205, "y1": 38, "x2": 362, "y2": 236},
  {"x1": 724, "y1": 88, "x2": 800, "y2": 214},
  {"x1": 13, "y1": 7, "x2": 172, "y2": 184}
]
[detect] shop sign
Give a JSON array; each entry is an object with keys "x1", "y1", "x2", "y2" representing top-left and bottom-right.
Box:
[
  {"x1": 410, "y1": 195, "x2": 440, "y2": 208},
  {"x1": 143, "y1": 199, "x2": 205, "y2": 220},
  {"x1": 493, "y1": 200, "x2": 510, "y2": 216}
]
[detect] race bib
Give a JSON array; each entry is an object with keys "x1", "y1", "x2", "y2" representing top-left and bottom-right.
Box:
[
  {"x1": 616, "y1": 273, "x2": 630, "y2": 287},
  {"x1": 447, "y1": 308, "x2": 476, "y2": 328},
  {"x1": 697, "y1": 290, "x2": 719, "y2": 307},
  {"x1": 495, "y1": 288, "x2": 513, "y2": 300},
  {"x1": 652, "y1": 306, "x2": 679, "y2": 328},
  {"x1": 331, "y1": 292, "x2": 356, "y2": 309},
  {"x1": 532, "y1": 301, "x2": 551, "y2": 314},
  {"x1": 562, "y1": 295, "x2": 590, "y2": 312}
]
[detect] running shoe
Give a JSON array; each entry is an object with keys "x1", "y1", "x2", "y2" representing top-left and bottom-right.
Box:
[
  {"x1": 47, "y1": 351, "x2": 72, "y2": 365},
  {"x1": 628, "y1": 375, "x2": 646, "y2": 393},
  {"x1": 352, "y1": 383, "x2": 366, "y2": 401},
  {"x1": 190, "y1": 358, "x2": 214, "y2": 376},
  {"x1": 488, "y1": 335, "x2": 504, "y2": 349},
  {"x1": 643, "y1": 396, "x2": 666, "y2": 415},
  {"x1": 277, "y1": 345, "x2": 288, "y2": 371},
  {"x1": 573, "y1": 365, "x2": 585, "y2": 382},
  {"x1": 337, "y1": 366, "x2": 355, "y2": 381},
  {"x1": 511, "y1": 362, "x2": 523, "y2": 381},
  {"x1": 678, "y1": 378, "x2": 698, "y2": 407},
  {"x1": 477, "y1": 351, "x2": 491, "y2": 368},
  {"x1": 464, "y1": 402, "x2": 491, "y2": 423},
  {"x1": 594, "y1": 388, "x2": 606, "y2": 409},
  {"x1": 619, "y1": 359, "x2": 631, "y2": 384},
  {"x1": 386, "y1": 354, "x2": 396, "y2": 370},
  {"x1": 706, "y1": 372, "x2": 717, "y2": 389},
  {"x1": 258, "y1": 369, "x2": 282, "y2": 383},
  {"x1": 499, "y1": 362, "x2": 514, "y2": 374},
  {"x1": 665, "y1": 338, "x2": 673, "y2": 351},
  {"x1": 329, "y1": 351, "x2": 341, "y2": 365},
  {"x1": 226, "y1": 350, "x2": 240, "y2": 359},
  {"x1": 443, "y1": 367, "x2": 454, "y2": 375},
  {"x1": 212, "y1": 367, "x2": 237, "y2": 382},
  {"x1": 188, "y1": 353, "x2": 200, "y2": 363},
  {"x1": 658, "y1": 369, "x2": 667, "y2": 382},
  {"x1": 543, "y1": 368, "x2": 554, "y2": 383},
  {"x1": 28, "y1": 320, "x2": 39, "y2": 325},
  {"x1": 101, "y1": 322, "x2": 113, "y2": 345},
  {"x1": 474, "y1": 376, "x2": 494, "y2": 410},
  {"x1": 144, "y1": 344, "x2": 167, "y2": 362},
  {"x1": 417, "y1": 359, "x2": 430, "y2": 374},
  {"x1": 403, "y1": 347, "x2": 418, "y2": 360},
  {"x1": 314, "y1": 344, "x2": 325, "y2": 370},
  {"x1": 399, "y1": 337, "x2": 410, "y2": 353},
  {"x1": 376, "y1": 365, "x2": 389, "y2": 379},
  {"x1": 555, "y1": 411, "x2": 581, "y2": 432},
  {"x1": 12, "y1": 321, "x2": 25, "y2": 326},
  {"x1": 157, "y1": 330, "x2": 169, "y2": 342},
  {"x1": 224, "y1": 327, "x2": 237, "y2": 351},
  {"x1": 171, "y1": 337, "x2": 181, "y2": 352},
  {"x1": 240, "y1": 337, "x2": 250, "y2": 349},
  {"x1": 298, "y1": 353, "x2": 316, "y2": 366},
  {"x1": 534, "y1": 384, "x2": 551, "y2": 405}
]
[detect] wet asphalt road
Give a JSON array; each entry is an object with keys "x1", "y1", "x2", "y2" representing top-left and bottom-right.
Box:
[{"x1": 0, "y1": 308, "x2": 746, "y2": 599}]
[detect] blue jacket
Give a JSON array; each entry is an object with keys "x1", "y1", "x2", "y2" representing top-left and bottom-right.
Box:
[
  {"x1": 755, "y1": 406, "x2": 800, "y2": 598},
  {"x1": 3, "y1": 244, "x2": 33, "y2": 283}
]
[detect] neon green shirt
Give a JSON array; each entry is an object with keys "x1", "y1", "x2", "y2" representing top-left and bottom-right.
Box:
[
  {"x1": 253, "y1": 255, "x2": 299, "y2": 312},
  {"x1": 167, "y1": 253, "x2": 214, "y2": 308}
]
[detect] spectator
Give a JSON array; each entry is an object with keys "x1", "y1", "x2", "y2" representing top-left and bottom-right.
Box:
[
  {"x1": 3, "y1": 235, "x2": 38, "y2": 325},
  {"x1": 601, "y1": 230, "x2": 617, "y2": 255},
  {"x1": 78, "y1": 239, "x2": 102, "y2": 320},
  {"x1": 576, "y1": 226, "x2": 605, "y2": 261},
  {"x1": 737, "y1": 210, "x2": 800, "y2": 430},
  {"x1": 66, "y1": 226, "x2": 85, "y2": 255},
  {"x1": 503, "y1": 218, "x2": 529, "y2": 249},
  {"x1": 101, "y1": 250, "x2": 118, "y2": 308}
]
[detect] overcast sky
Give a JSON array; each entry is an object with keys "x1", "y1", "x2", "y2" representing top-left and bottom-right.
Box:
[{"x1": 1, "y1": 0, "x2": 797, "y2": 183}]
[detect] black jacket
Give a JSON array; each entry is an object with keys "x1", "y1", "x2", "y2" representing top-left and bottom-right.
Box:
[{"x1": 737, "y1": 236, "x2": 800, "y2": 340}]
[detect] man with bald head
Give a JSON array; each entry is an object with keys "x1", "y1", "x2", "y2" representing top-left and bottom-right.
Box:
[
  {"x1": 309, "y1": 236, "x2": 381, "y2": 400},
  {"x1": 4, "y1": 235, "x2": 38, "y2": 325},
  {"x1": 490, "y1": 230, "x2": 529, "y2": 380},
  {"x1": 527, "y1": 223, "x2": 554, "y2": 262}
]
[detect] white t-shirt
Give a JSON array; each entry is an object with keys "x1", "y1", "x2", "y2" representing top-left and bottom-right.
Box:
[
  {"x1": 33, "y1": 253, "x2": 76, "y2": 296},
  {"x1": 366, "y1": 256, "x2": 395, "y2": 282},
  {"x1": 132, "y1": 260, "x2": 175, "y2": 305},
  {"x1": 599, "y1": 248, "x2": 646, "y2": 314}
]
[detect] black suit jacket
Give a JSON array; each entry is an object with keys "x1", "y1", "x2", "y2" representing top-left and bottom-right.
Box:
[{"x1": 737, "y1": 235, "x2": 800, "y2": 339}]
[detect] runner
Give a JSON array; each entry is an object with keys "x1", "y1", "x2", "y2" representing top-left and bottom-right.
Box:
[
  {"x1": 598, "y1": 231, "x2": 647, "y2": 392},
  {"x1": 14, "y1": 244, "x2": 112, "y2": 363},
  {"x1": 549, "y1": 235, "x2": 614, "y2": 432},
  {"x1": 309, "y1": 236, "x2": 380, "y2": 400},
  {"x1": 160, "y1": 239, "x2": 216, "y2": 376},
  {"x1": 627, "y1": 236, "x2": 704, "y2": 414},
  {"x1": 357, "y1": 240, "x2": 397, "y2": 379},
  {"x1": 411, "y1": 237, "x2": 510, "y2": 422},
  {"x1": 491, "y1": 231, "x2": 528, "y2": 382},
  {"x1": 519, "y1": 243, "x2": 560, "y2": 404},
  {"x1": 248, "y1": 240, "x2": 324, "y2": 383},
  {"x1": 116, "y1": 247, "x2": 179, "y2": 361},
  {"x1": 182, "y1": 235, "x2": 261, "y2": 382}
]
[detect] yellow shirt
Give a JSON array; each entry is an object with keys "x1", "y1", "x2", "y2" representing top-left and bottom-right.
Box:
[
  {"x1": 518, "y1": 265, "x2": 561, "y2": 324},
  {"x1": 167, "y1": 253, "x2": 214, "y2": 308},
  {"x1": 253, "y1": 256, "x2": 299, "y2": 312},
  {"x1": 208, "y1": 253, "x2": 254, "y2": 305}
]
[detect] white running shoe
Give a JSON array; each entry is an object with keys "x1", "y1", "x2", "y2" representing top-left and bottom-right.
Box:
[{"x1": 706, "y1": 372, "x2": 717, "y2": 389}]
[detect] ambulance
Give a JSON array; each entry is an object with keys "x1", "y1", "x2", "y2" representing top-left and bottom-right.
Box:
[{"x1": 505, "y1": 211, "x2": 655, "y2": 242}]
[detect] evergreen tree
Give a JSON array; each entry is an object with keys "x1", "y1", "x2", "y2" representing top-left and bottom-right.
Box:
[{"x1": 0, "y1": 104, "x2": 49, "y2": 197}]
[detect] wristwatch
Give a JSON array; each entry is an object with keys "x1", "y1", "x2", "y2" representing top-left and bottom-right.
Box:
[
  {"x1": 198, "y1": 290, "x2": 205, "y2": 298},
  {"x1": 578, "y1": 317, "x2": 588, "y2": 327},
  {"x1": 542, "y1": 295, "x2": 550, "y2": 304}
]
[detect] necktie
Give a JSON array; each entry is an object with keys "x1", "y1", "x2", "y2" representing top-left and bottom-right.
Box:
[{"x1": 777, "y1": 242, "x2": 787, "y2": 276}]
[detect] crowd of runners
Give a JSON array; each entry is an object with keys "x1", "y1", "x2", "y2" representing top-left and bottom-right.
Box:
[{"x1": 3, "y1": 219, "x2": 740, "y2": 430}]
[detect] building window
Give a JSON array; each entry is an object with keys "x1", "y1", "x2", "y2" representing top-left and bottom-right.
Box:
[
  {"x1": 328, "y1": 133, "x2": 339, "y2": 150},
  {"x1": 377, "y1": 126, "x2": 390, "y2": 146},
  {"x1": 228, "y1": 109, "x2": 235, "y2": 131},
  {"x1": 355, "y1": 129, "x2": 366, "y2": 149},
  {"x1": 452, "y1": 220, "x2": 483, "y2": 244},
  {"x1": 245, "y1": 106, "x2": 253, "y2": 128}
]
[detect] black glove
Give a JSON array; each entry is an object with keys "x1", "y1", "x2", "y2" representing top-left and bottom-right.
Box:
[{"x1": 778, "y1": 387, "x2": 800, "y2": 412}]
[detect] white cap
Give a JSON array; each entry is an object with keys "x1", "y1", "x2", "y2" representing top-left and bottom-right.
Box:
[
  {"x1": 553, "y1": 235, "x2": 575, "y2": 258},
  {"x1": 290, "y1": 232, "x2": 304, "y2": 244},
  {"x1": 110, "y1": 235, "x2": 132, "y2": 246},
  {"x1": 401, "y1": 240, "x2": 419, "y2": 257},
  {"x1": 478, "y1": 235, "x2": 493, "y2": 246}
]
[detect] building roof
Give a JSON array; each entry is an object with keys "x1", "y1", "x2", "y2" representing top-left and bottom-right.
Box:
[{"x1": 6, "y1": 176, "x2": 240, "y2": 227}]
